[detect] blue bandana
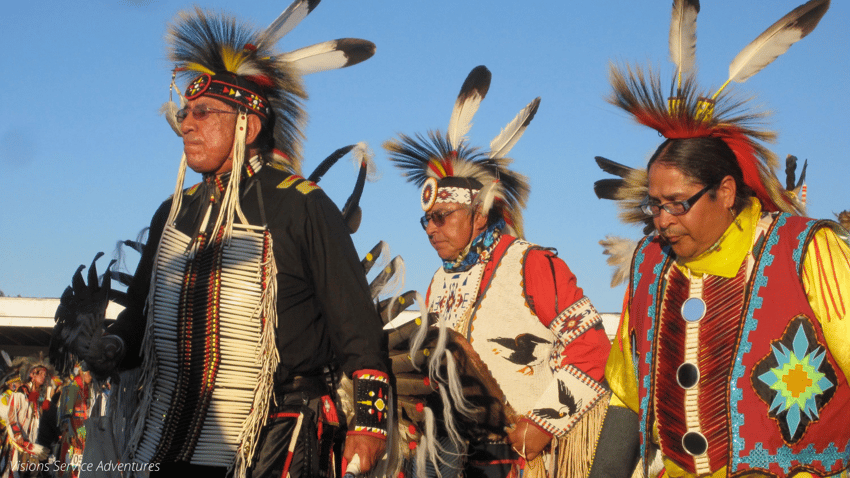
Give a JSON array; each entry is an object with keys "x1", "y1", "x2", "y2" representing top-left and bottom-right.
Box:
[{"x1": 442, "y1": 218, "x2": 505, "y2": 273}]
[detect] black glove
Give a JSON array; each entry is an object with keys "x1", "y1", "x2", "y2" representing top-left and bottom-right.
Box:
[{"x1": 51, "y1": 253, "x2": 118, "y2": 376}]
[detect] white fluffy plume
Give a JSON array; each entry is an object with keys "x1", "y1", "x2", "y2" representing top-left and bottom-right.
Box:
[
  {"x1": 447, "y1": 66, "x2": 492, "y2": 150},
  {"x1": 352, "y1": 141, "x2": 380, "y2": 182},
  {"x1": 489, "y1": 97, "x2": 541, "y2": 159},
  {"x1": 599, "y1": 236, "x2": 639, "y2": 287}
]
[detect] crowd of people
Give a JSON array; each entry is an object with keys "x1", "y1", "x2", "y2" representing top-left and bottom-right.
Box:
[
  {"x1": 7, "y1": 0, "x2": 849, "y2": 477},
  {"x1": 0, "y1": 357, "x2": 107, "y2": 478}
]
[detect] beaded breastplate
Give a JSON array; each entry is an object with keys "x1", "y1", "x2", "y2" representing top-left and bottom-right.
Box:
[{"x1": 131, "y1": 221, "x2": 278, "y2": 471}]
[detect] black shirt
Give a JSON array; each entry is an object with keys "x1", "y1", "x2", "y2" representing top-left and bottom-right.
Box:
[{"x1": 109, "y1": 161, "x2": 388, "y2": 382}]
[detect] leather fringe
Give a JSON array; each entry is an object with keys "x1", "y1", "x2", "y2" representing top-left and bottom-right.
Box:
[{"x1": 520, "y1": 391, "x2": 611, "y2": 478}]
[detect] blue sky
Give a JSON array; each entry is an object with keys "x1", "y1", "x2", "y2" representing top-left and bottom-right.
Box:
[{"x1": 1, "y1": 0, "x2": 847, "y2": 314}]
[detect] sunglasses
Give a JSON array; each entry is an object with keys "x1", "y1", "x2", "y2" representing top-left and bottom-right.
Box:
[
  {"x1": 175, "y1": 104, "x2": 239, "y2": 123},
  {"x1": 420, "y1": 207, "x2": 467, "y2": 230}
]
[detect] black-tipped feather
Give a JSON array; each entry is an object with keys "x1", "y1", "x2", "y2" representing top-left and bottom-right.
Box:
[
  {"x1": 335, "y1": 38, "x2": 376, "y2": 68},
  {"x1": 594, "y1": 178, "x2": 626, "y2": 200},
  {"x1": 448, "y1": 66, "x2": 492, "y2": 149},
  {"x1": 595, "y1": 156, "x2": 638, "y2": 179},
  {"x1": 669, "y1": 0, "x2": 700, "y2": 80},
  {"x1": 260, "y1": 0, "x2": 321, "y2": 47}
]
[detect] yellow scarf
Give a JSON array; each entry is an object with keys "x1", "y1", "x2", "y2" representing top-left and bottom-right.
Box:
[{"x1": 675, "y1": 198, "x2": 761, "y2": 279}]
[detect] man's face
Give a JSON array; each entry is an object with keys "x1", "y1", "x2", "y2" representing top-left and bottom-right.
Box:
[
  {"x1": 29, "y1": 367, "x2": 47, "y2": 389},
  {"x1": 647, "y1": 163, "x2": 734, "y2": 262},
  {"x1": 424, "y1": 202, "x2": 485, "y2": 261},
  {"x1": 180, "y1": 96, "x2": 237, "y2": 175},
  {"x1": 81, "y1": 370, "x2": 92, "y2": 385}
]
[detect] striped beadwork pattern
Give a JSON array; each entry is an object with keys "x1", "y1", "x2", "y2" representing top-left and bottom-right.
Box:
[
  {"x1": 654, "y1": 262, "x2": 747, "y2": 473},
  {"x1": 133, "y1": 223, "x2": 271, "y2": 469}
]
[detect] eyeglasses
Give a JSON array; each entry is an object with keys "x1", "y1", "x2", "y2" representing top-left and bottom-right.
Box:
[
  {"x1": 175, "y1": 104, "x2": 238, "y2": 123},
  {"x1": 640, "y1": 183, "x2": 715, "y2": 217},
  {"x1": 420, "y1": 207, "x2": 467, "y2": 230}
]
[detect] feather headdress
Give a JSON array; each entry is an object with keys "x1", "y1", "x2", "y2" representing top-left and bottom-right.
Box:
[
  {"x1": 164, "y1": 0, "x2": 376, "y2": 173},
  {"x1": 385, "y1": 65, "x2": 535, "y2": 238},
  {"x1": 595, "y1": 0, "x2": 828, "y2": 224},
  {"x1": 594, "y1": 0, "x2": 827, "y2": 288}
]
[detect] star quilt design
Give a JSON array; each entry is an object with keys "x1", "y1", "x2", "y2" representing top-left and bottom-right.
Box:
[{"x1": 751, "y1": 316, "x2": 837, "y2": 443}]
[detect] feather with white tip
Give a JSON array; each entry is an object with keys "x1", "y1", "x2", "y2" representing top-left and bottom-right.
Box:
[
  {"x1": 352, "y1": 141, "x2": 380, "y2": 183},
  {"x1": 281, "y1": 38, "x2": 376, "y2": 76},
  {"x1": 716, "y1": 0, "x2": 829, "y2": 97},
  {"x1": 447, "y1": 66, "x2": 492, "y2": 150},
  {"x1": 600, "y1": 236, "x2": 639, "y2": 287},
  {"x1": 669, "y1": 0, "x2": 700, "y2": 86},
  {"x1": 259, "y1": 0, "x2": 320, "y2": 47},
  {"x1": 489, "y1": 97, "x2": 540, "y2": 159}
]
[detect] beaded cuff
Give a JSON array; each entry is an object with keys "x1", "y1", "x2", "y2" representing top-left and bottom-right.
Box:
[{"x1": 349, "y1": 369, "x2": 390, "y2": 439}]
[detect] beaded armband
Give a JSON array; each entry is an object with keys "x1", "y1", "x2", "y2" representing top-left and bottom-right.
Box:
[{"x1": 349, "y1": 369, "x2": 390, "y2": 439}]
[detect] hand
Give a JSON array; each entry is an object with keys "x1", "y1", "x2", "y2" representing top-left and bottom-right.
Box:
[
  {"x1": 342, "y1": 434, "x2": 386, "y2": 475},
  {"x1": 507, "y1": 419, "x2": 553, "y2": 462}
]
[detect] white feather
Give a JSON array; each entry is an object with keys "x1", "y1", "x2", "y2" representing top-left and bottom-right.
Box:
[
  {"x1": 669, "y1": 0, "x2": 699, "y2": 76},
  {"x1": 447, "y1": 66, "x2": 491, "y2": 150},
  {"x1": 727, "y1": 0, "x2": 830, "y2": 84},
  {"x1": 259, "y1": 0, "x2": 317, "y2": 47},
  {"x1": 447, "y1": 96, "x2": 483, "y2": 150},
  {"x1": 489, "y1": 97, "x2": 540, "y2": 159},
  {"x1": 280, "y1": 41, "x2": 350, "y2": 75}
]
